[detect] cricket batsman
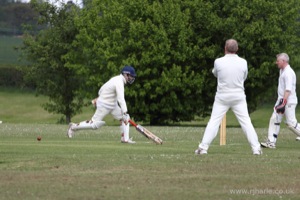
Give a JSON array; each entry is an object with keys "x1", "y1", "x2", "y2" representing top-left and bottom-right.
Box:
[{"x1": 67, "y1": 66, "x2": 137, "y2": 144}]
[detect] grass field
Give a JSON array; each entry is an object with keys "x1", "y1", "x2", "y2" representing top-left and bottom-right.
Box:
[
  {"x1": 0, "y1": 88, "x2": 300, "y2": 200},
  {"x1": 0, "y1": 124, "x2": 299, "y2": 200},
  {"x1": 1, "y1": 34, "x2": 300, "y2": 199}
]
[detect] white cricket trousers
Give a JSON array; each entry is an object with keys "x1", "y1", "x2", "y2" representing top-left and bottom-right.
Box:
[
  {"x1": 268, "y1": 103, "x2": 300, "y2": 142},
  {"x1": 199, "y1": 92, "x2": 261, "y2": 152},
  {"x1": 92, "y1": 105, "x2": 123, "y2": 122},
  {"x1": 92, "y1": 105, "x2": 130, "y2": 142},
  {"x1": 73, "y1": 104, "x2": 130, "y2": 141}
]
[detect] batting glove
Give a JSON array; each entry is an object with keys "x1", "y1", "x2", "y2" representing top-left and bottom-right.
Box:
[
  {"x1": 275, "y1": 98, "x2": 287, "y2": 114},
  {"x1": 122, "y1": 113, "x2": 130, "y2": 125}
]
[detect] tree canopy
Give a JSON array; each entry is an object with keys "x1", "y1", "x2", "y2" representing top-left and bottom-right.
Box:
[
  {"x1": 22, "y1": 0, "x2": 83, "y2": 123},
  {"x1": 21, "y1": 0, "x2": 300, "y2": 125},
  {"x1": 65, "y1": 0, "x2": 300, "y2": 124}
]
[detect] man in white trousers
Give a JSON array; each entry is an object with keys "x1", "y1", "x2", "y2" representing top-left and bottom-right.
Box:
[
  {"x1": 195, "y1": 39, "x2": 262, "y2": 155},
  {"x1": 261, "y1": 53, "x2": 300, "y2": 148},
  {"x1": 67, "y1": 66, "x2": 137, "y2": 144}
]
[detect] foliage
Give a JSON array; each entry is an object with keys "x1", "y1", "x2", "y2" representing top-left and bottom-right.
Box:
[
  {"x1": 0, "y1": 1, "x2": 39, "y2": 35},
  {"x1": 21, "y1": 0, "x2": 84, "y2": 123},
  {"x1": 66, "y1": 0, "x2": 300, "y2": 124},
  {"x1": 0, "y1": 67, "x2": 24, "y2": 87},
  {"x1": 67, "y1": 0, "x2": 215, "y2": 125},
  {"x1": 216, "y1": 0, "x2": 300, "y2": 110}
]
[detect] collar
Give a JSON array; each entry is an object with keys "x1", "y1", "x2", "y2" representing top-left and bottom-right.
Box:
[
  {"x1": 224, "y1": 53, "x2": 238, "y2": 57},
  {"x1": 120, "y1": 74, "x2": 127, "y2": 84},
  {"x1": 281, "y1": 64, "x2": 290, "y2": 70}
]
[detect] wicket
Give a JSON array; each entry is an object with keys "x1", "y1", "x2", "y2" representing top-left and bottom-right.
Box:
[{"x1": 220, "y1": 115, "x2": 226, "y2": 145}]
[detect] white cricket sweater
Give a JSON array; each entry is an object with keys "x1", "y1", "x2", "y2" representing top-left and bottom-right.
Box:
[
  {"x1": 213, "y1": 54, "x2": 247, "y2": 93},
  {"x1": 97, "y1": 74, "x2": 128, "y2": 113}
]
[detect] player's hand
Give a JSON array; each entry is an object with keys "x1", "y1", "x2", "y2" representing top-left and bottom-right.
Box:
[
  {"x1": 91, "y1": 98, "x2": 98, "y2": 107},
  {"x1": 122, "y1": 113, "x2": 130, "y2": 125},
  {"x1": 275, "y1": 98, "x2": 287, "y2": 114}
]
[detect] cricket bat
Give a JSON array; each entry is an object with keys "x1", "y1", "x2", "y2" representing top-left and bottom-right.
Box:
[{"x1": 129, "y1": 119, "x2": 163, "y2": 145}]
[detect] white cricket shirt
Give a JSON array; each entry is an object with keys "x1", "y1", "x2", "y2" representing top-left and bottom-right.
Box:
[
  {"x1": 278, "y1": 65, "x2": 297, "y2": 104},
  {"x1": 213, "y1": 54, "x2": 247, "y2": 93},
  {"x1": 97, "y1": 74, "x2": 128, "y2": 113}
]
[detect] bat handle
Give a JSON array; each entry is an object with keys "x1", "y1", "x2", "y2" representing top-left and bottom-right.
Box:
[{"x1": 128, "y1": 119, "x2": 137, "y2": 127}]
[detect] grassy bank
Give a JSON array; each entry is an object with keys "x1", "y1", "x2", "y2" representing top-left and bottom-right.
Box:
[
  {"x1": 0, "y1": 87, "x2": 278, "y2": 127},
  {"x1": 0, "y1": 35, "x2": 24, "y2": 66},
  {"x1": 0, "y1": 88, "x2": 119, "y2": 125}
]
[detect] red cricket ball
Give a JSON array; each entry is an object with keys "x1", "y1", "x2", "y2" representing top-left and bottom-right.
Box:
[{"x1": 37, "y1": 136, "x2": 42, "y2": 141}]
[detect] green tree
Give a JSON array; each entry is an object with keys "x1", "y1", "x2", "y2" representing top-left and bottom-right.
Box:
[
  {"x1": 66, "y1": 0, "x2": 300, "y2": 125},
  {"x1": 20, "y1": 0, "x2": 300, "y2": 124},
  {"x1": 210, "y1": 0, "x2": 300, "y2": 110},
  {"x1": 21, "y1": 0, "x2": 83, "y2": 123},
  {"x1": 67, "y1": 0, "x2": 214, "y2": 125}
]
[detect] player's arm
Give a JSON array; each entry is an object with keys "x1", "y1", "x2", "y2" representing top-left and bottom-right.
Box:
[
  {"x1": 283, "y1": 90, "x2": 291, "y2": 100},
  {"x1": 116, "y1": 81, "x2": 130, "y2": 124},
  {"x1": 212, "y1": 67, "x2": 218, "y2": 78},
  {"x1": 212, "y1": 59, "x2": 218, "y2": 77},
  {"x1": 275, "y1": 90, "x2": 290, "y2": 114},
  {"x1": 116, "y1": 84, "x2": 127, "y2": 114}
]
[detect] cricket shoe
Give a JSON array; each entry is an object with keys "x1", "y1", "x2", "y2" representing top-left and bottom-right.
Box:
[
  {"x1": 296, "y1": 137, "x2": 300, "y2": 141},
  {"x1": 121, "y1": 137, "x2": 136, "y2": 144},
  {"x1": 261, "y1": 140, "x2": 276, "y2": 149},
  {"x1": 67, "y1": 123, "x2": 76, "y2": 138},
  {"x1": 253, "y1": 149, "x2": 263, "y2": 155},
  {"x1": 194, "y1": 147, "x2": 207, "y2": 155}
]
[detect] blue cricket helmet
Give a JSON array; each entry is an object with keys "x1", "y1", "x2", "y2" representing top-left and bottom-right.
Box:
[{"x1": 121, "y1": 66, "x2": 137, "y2": 77}]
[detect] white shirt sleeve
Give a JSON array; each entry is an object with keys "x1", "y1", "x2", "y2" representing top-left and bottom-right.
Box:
[{"x1": 116, "y1": 77, "x2": 127, "y2": 113}]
